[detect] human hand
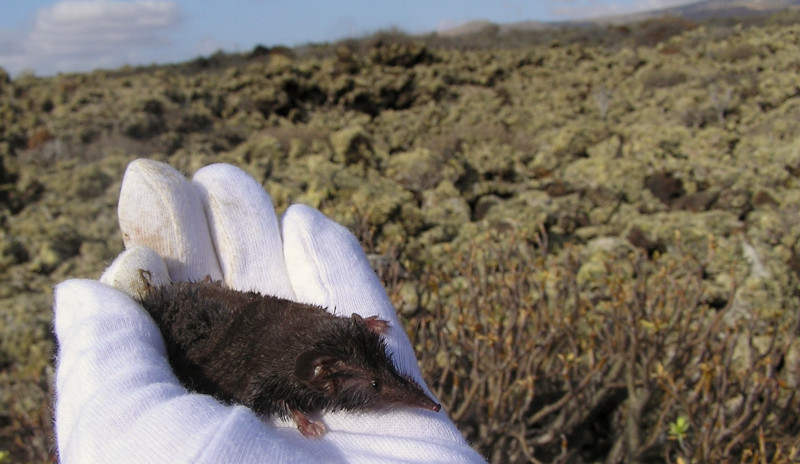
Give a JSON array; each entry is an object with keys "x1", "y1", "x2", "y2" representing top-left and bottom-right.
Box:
[{"x1": 54, "y1": 159, "x2": 485, "y2": 463}]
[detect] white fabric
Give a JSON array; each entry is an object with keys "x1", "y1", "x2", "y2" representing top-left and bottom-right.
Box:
[{"x1": 54, "y1": 159, "x2": 486, "y2": 463}]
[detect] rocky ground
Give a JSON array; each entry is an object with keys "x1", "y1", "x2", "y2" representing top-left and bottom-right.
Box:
[{"x1": 1, "y1": 12, "x2": 800, "y2": 463}]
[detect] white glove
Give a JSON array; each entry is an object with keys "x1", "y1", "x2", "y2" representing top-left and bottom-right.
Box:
[{"x1": 54, "y1": 159, "x2": 485, "y2": 463}]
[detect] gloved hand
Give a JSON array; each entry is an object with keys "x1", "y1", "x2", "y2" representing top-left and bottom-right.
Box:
[{"x1": 53, "y1": 159, "x2": 485, "y2": 463}]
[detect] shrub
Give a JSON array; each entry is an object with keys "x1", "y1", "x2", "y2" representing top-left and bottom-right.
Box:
[{"x1": 380, "y1": 231, "x2": 800, "y2": 463}]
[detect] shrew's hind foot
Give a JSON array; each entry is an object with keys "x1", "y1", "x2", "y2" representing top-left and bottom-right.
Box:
[{"x1": 290, "y1": 408, "x2": 326, "y2": 438}]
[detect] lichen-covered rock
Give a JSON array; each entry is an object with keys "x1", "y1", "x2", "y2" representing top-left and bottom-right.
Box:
[
  {"x1": 349, "y1": 173, "x2": 412, "y2": 227},
  {"x1": 0, "y1": 66, "x2": 9, "y2": 86},
  {"x1": 477, "y1": 189, "x2": 550, "y2": 238},
  {"x1": 30, "y1": 227, "x2": 81, "y2": 274},
  {"x1": 4, "y1": 19, "x2": 800, "y2": 461},
  {"x1": 65, "y1": 164, "x2": 114, "y2": 200},
  {"x1": 385, "y1": 147, "x2": 462, "y2": 193},
  {"x1": 0, "y1": 231, "x2": 27, "y2": 270},
  {"x1": 330, "y1": 125, "x2": 374, "y2": 166},
  {"x1": 422, "y1": 180, "x2": 471, "y2": 224},
  {"x1": 228, "y1": 133, "x2": 283, "y2": 180},
  {"x1": 576, "y1": 236, "x2": 635, "y2": 290},
  {"x1": 369, "y1": 41, "x2": 433, "y2": 68}
]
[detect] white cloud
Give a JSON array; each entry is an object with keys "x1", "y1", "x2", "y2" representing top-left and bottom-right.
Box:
[{"x1": 0, "y1": 0, "x2": 180, "y2": 76}]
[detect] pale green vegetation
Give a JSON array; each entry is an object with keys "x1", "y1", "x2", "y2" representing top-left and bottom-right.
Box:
[{"x1": 1, "y1": 12, "x2": 800, "y2": 463}]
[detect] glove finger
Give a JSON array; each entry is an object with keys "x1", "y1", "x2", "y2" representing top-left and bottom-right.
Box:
[
  {"x1": 281, "y1": 204, "x2": 424, "y2": 383},
  {"x1": 100, "y1": 246, "x2": 170, "y2": 297},
  {"x1": 118, "y1": 159, "x2": 221, "y2": 282},
  {"x1": 192, "y1": 164, "x2": 294, "y2": 299}
]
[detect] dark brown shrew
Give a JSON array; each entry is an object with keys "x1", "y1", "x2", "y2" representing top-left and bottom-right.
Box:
[{"x1": 135, "y1": 280, "x2": 441, "y2": 437}]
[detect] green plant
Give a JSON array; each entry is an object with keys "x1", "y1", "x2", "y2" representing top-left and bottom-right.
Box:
[{"x1": 668, "y1": 415, "x2": 690, "y2": 458}]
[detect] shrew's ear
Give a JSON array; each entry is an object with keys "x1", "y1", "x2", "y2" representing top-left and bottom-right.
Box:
[{"x1": 295, "y1": 350, "x2": 342, "y2": 396}]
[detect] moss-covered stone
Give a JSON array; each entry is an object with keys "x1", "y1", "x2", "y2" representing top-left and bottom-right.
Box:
[
  {"x1": 386, "y1": 147, "x2": 462, "y2": 193},
  {"x1": 330, "y1": 126, "x2": 374, "y2": 166},
  {"x1": 5, "y1": 17, "x2": 800, "y2": 462}
]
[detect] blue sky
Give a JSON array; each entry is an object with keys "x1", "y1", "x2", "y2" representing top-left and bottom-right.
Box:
[{"x1": 0, "y1": 0, "x2": 695, "y2": 77}]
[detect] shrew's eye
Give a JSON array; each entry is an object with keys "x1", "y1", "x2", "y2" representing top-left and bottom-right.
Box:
[{"x1": 371, "y1": 380, "x2": 380, "y2": 390}]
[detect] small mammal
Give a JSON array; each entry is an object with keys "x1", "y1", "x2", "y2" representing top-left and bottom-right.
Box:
[{"x1": 135, "y1": 279, "x2": 441, "y2": 437}]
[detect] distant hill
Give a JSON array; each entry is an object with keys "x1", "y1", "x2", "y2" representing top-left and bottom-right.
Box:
[
  {"x1": 439, "y1": 0, "x2": 800, "y2": 36},
  {"x1": 591, "y1": 0, "x2": 800, "y2": 24}
]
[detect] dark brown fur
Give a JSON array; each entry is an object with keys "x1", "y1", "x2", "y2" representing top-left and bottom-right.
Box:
[{"x1": 136, "y1": 280, "x2": 440, "y2": 437}]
